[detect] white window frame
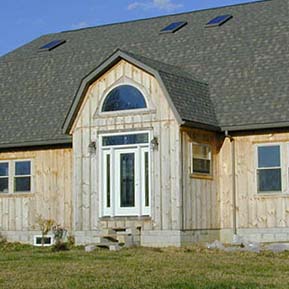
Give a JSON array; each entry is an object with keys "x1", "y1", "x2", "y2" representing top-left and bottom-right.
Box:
[
  {"x1": 190, "y1": 142, "x2": 212, "y2": 177},
  {"x1": 99, "y1": 130, "x2": 151, "y2": 217},
  {"x1": 98, "y1": 83, "x2": 150, "y2": 116},
  {"x1": 0, "y1": 159, "x2": 33, "y2": 194},
  {"x1": 255, "y1": 143, "x2": 283, "y2": 194},
  {"x1": 33, "y1": 235, "x2": 54, "y2": 247}
]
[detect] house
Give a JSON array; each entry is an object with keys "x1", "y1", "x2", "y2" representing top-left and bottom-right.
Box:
[{"x1": 0, "y1": 0, "x2": 288, "y2": 247}]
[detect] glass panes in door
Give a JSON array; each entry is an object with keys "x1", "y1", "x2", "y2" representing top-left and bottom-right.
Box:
[{"x1": 120, "y1": 153, "x2": 135, "y2": 207}]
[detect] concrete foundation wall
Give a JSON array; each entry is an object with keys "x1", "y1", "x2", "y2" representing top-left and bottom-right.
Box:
[
  {"x1": 237, "y1": 228, "x2": 289, "y2": 243},
  {"x1": 1, "y1": 230, "x2": 47, "y2": 244},
  {"x1": 141, "y1": 229, "x2": 221, "y2": 247},
  {"x1": 3, "y1": 227, "x2": 289, "y2": 246}
]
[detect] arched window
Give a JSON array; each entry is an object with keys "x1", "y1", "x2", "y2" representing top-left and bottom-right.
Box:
[{"x1": 102, "y1": 85, "x2": 147, "y2": 112}]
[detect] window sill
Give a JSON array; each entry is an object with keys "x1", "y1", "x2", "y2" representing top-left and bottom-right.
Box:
[
  {"x1": 254, "y1": 193, "x2": 289, "y2": 199},
  {"x1": 100, "y1": 215, "x2": 151, "y2": 221},
  {"x1": 0, "y1": 192, "x2": 34, "y2": 198},
  {"x1": 190, "y1": 173, "x2": 213, "y2": 181},
  {"x1": 95, "y1": 108, "x2": 156, "y2": 118}
]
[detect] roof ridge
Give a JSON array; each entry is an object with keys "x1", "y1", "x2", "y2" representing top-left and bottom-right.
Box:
[{"x1": 60, "y1": 0, "x2": 270, "y2": 34}]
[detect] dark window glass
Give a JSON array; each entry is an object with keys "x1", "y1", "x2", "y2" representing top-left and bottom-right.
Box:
[
  {"x1": 0, "y1": 163, "x2": 9, "y2": 193},
  {"x1": 120, "y1": 153, "x2": 135, "y2": 208},
  {"x1": 206, "y1": 15, "x2": 233, "y2": 27},
  {"x1": 39, "y1": 40, "x2": 66, "y2": 51},
  {"x1": 15, "y1": 161, "x2": 31, "y2": 175},
  {"x1": 145, "y1": 152, "x2": 149, "y2": 207},
  {"x1": 0, "y1": 178, "x2": 8, "y2": 193},
  {"x1": 258, "y1": 169, "x2": 281, "y2": 192},
  {"x1": 15, "y1": 177, "x2": 31, "y2": 192},
  {"x1": 160, "y1": 21, "x2": 187, "y2": 33},
  {"x1": 35, "y1": 236, "x2": 52, "y2": 245},
  {"x1": 103, "y1": 133, "x2": 148, "y2": 146},
  {"x1": 193, "y1": 159, "x2": 210, "y2": 174},
  {"x1": 102, "y1": 85, "x2": 146, "y2": 112},
  {"x1": 0, "y1": 163, "x2": 8, "y2": 176},
  {"x1": 258, "y1": 146, "x2": 280, "y2": 167},
  {"x1": 106, "y1": 154, "x2": 111, "y2": 208}
]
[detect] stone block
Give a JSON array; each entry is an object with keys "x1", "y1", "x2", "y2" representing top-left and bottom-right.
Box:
[
  {"x1": 109, "y1": 244, "x2": 120, "y2": 251},
  {"x1": 85, "y1": 245, "x2": 96, "y2": 252}
]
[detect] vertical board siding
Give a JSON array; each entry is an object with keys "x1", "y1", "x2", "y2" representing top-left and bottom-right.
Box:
[
  {"x1": 182, "y1": 129, "x2": 220, "y2": 230},
  {"x1": 219, "y1": 132, "x2": 289, "y2": 230},
  {"x1": 219, "y1": 138, "x2": 233, "y2": 229},
  {"x1": 0, "y1": 148, "x2": 72, "y2": 232},
  {"x1": 72, "y1": 60, "x2": 182, "y2": 231}
]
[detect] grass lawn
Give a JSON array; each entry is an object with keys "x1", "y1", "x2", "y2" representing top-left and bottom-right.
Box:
[{"x1": 0, "y1": 243, "x2": 288, "y2": 289}]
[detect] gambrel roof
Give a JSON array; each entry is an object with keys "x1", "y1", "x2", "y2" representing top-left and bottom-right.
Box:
[
  {"x1": 0, "y1": 0, "x2": 288, "y2": 148},
  {"x1": 63, "y1": 50, "x2": 218, "y2": 133}
]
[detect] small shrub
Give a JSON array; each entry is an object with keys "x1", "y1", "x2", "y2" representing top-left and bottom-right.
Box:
[
  {"x1": 51, "y1": 242, "x2": 69, "y2": 252},
  {"x1": 0, "y1": 232, "x2": 7, "y2": 245},
  {"x1": 51, "y1": 224, "x2": 69, "y2": 252},
  {"x1": 67, "y1": 235, "x2": 75, "y2": 247}
]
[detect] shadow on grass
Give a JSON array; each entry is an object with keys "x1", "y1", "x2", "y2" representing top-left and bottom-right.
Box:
[{"x1": 165, "y1": 281, "x2": 277, "y2": 289}]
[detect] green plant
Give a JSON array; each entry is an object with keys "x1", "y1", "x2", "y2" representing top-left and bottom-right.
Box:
[
  {"x1": 36, "y1": 215, "x2": 56, "y2": 247},
  {"x1": 51, "y1": 242, "x2": 69, "y2": 252},
  {"x1": 0, "y1": 232, "x2": 7, "y2": 246},
  {"x1": 51, "y1": 224, "x2": 69, "y2": 252},
  {"x1": 67, "y1": 235, "x2": 75, "y2": 247}
]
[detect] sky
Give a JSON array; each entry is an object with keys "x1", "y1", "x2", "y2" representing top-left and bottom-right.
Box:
[{"x1": 0, "y1": 0, "x2": 259, "y2": 56}]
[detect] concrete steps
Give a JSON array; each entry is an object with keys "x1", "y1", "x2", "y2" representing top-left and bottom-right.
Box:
[{"x1": 85, "y1": 227, "x2": 135, "y2": 251}]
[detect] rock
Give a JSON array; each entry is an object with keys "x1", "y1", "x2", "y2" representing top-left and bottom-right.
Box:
[
  {"x1": 85, "y1": 245, "x2": 96, "y2": 252},
  {"x1": 224, "y1": 246, "x2": 242, "y2": 252},
  {"x1": 109, "y1": 244, "x2": 120, "y2": 251},
  {"x1": 232, "y1": 234, "x2": 245, "y2": 245},
  {"x1": 232, "y1": 235, "x2": 261, "y2": 253},
  {"x1": 242, "y1": 240, "x2": 261, "y2": 253},
  {"x1": 265, "y1": 243, "x2": 289, "y2": 253},
  {"x1": 207, "y1": 240, "x2": 225, "y2": 250}
]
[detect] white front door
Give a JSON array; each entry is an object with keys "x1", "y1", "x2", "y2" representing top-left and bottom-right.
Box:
[
  {"x1": 115, "y1": 148, "x2": 139, "y2": 216},
  {"x1": 100, "y1": 132, "x2": 151, "y2": 217}
]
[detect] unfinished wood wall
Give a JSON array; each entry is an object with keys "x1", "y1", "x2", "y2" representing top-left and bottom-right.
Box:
[
  {"x1": 219, "y1": 132, "x2": 289, "y2": 230},
  {"x1": 182, "y1": 129, "x2": 221, "y2": 230},
  {"x1": 0, "y1": 148, "x2": 72, "y2": 232},
  {"x1": 72, "y1": 60, "x2": 182, "y2": 232}
]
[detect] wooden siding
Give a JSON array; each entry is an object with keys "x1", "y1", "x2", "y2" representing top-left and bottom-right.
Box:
[
  {"x1": 0, "y1": 148, "x2": 72, "y2": 232},
  {"x1": 72, "y1": 60, "x2": 182, "y2": 231},
  {"x1": 219, "y1": 132, "x2": 289, "y2": 230},
  {"x1": 182, "y1": 129, "x2": 221, "y2": 230}
]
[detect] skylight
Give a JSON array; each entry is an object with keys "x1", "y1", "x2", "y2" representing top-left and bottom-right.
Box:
[
  {"x1": 39, "y1": 39, "x2": 66, "y2": 51},
  {"x1": 206, "y1": 15, "x2": 233, "y2": 28},
  {"x1": 160, "y1": 21, "x2": 187, "y2": 33}
]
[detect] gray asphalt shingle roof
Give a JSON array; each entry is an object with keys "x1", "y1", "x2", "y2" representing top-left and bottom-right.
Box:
[{"x1": 0, "y1": 0, "x2": 288, "y2": 147}]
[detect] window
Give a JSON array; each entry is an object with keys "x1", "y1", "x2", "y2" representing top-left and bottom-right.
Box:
[
  {"x1": 14, "y1": 161, "x2": 31, "y2": 192},
  {"x1": 191, "y1": 143, "x2": 212, "y2": 175},
  {"x1": 33, "y1": 235, "x2": 54, "y2": 247},
  {"x1": 102, "y1": 85, "x2": 147, "y2": 112},
  {"x1": 0, "y1": 162, "x2": 9, "y2": 193},
  {"x1": 160, "y1": 21, "x2": 187, "y2": 33},
  {"x1": 257, "y1": 145, "x2": 281, "y2": 193},
  {"x1": 205, "y1": 15, "x2": 233, "y2": 28},
  {"x1": 39, "y1": 40, "x2": 66, "y2": 51},
  {"x1": 0, "y1": 160, "x2": 32, "y2": 194},
  {"x1": 102, "y1": 133, "x2": 148, "y2": 146}
]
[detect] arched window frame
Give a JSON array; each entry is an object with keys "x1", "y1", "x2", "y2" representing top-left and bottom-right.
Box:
[{"x1": 99, "y1": 83, "x2": 149, "y2": 115}]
